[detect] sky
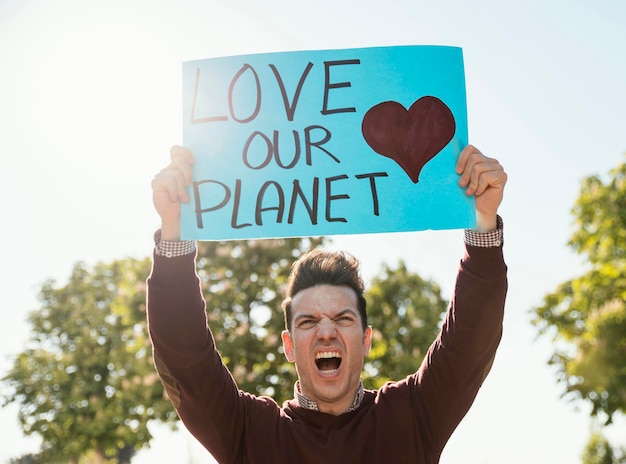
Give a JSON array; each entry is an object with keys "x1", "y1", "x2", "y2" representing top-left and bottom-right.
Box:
[{"x1": 1, "y1": 0, "x2": 625, "y2": 462}]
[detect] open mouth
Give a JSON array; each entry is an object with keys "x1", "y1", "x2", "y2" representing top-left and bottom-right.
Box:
[{"x1": 315, "y1": 351, "x2": 342, "y2": 374}]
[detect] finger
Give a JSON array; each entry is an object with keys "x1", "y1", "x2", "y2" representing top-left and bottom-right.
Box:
[
  {"x1": 169, "y1": 155, "x2": 194, "y2": 185},
  {"x1": 459, "y1": 154, "x2": 500, "y2": 191},
  {"x1": 152, "y1": 167, "x2": 190, "y2": 203},
  {"x1": 170, "y1": 145, "x2": 195, "y2": 169},
  {"x1": 164, "y1": 145, "x2": 195, "y2": 187},
  {"x1": 456, "y1": 144, "x2": 480, "y2": 175},
  {"x1": 151, "y1": 173, "x2": 179, "y2": 203},
  {"x1": 457, "y1": 146, "x2": 490, "y2": 187},
  {"x1": 471, "y1": 169, "x2": 507, "y2": 197},
  {"x1": 463, "y1": 159, "x2": 504, "y2": 195}
]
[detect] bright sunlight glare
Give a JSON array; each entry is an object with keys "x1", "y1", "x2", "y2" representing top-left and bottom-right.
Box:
[{"x1": 2, "y1": 0, "x2": 625, "y2": 462}]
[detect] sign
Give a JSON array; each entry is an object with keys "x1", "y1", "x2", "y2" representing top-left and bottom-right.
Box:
[{"x1": 181, "y1": 45, "x2": 474, "y2": 240}]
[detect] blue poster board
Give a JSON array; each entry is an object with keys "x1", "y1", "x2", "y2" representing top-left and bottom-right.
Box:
[{"x1": 181, "y1": 45, "x2": 474, "y2": 240}]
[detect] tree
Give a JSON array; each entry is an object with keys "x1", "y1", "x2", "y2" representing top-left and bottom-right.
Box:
[
  {"x1": 195, "y1": 237, "x2": 325, "y2": 405},
  {"x1": 532, "y1": 156, "x2": 626, "y2": 423},
  {"x1": 582, "y1": 432, "x2": 615, "y2": 464},
  {"x1": 3, "y1": 236, "x2": 450, "y2": 461},
  {"x1": 582, "y1": 430, "x2": 626, "y2": 464},
  {"x1": 363, "y1": 261, "x2": 447, "y2": 389},
  {"x1": 1, "y1": 258, "x2": 178, "y2": 463},
  {"x1": 195, "y1": 239, "x2": 447, "y2": 401}
]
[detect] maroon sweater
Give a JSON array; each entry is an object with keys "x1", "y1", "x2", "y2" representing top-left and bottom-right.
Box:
[{"x1": 147, "y1": 243, "x2": 507, "y2": 464}]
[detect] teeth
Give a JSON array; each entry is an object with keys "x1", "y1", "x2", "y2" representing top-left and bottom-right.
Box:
[{"x1": 316, "y1": 351, "x2": 341, "y2": 359}]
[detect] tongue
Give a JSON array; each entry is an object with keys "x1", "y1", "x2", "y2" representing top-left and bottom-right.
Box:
[{"x1": 318, "y1": 358, "x2": 340, "y2": 371}]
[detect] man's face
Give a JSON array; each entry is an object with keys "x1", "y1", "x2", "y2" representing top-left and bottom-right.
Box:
[{"x1": 281, "y1": 284, "x2": 372, "y2": 415}]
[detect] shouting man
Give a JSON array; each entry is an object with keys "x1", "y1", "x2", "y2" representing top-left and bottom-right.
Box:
[{"x1": 147, "y1": 144, "x2": 508, "y2": 463}]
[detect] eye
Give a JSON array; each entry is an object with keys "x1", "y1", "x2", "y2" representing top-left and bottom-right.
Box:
[
  {"x1": 335, "y1": 315, "x2": 356, "y2": 326},
  {"x1": 296, "y1": 319, "x2": 317, "y2": 329}
]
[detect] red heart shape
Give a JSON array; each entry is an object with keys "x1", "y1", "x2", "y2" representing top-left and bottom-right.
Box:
[{"x1": 361, "y1": 96, "x2": 456, "y2": 183}]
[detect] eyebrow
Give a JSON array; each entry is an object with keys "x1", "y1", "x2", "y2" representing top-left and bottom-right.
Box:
[{"x1": 294, "y1": 309, "x2": 359, "y2": 324}]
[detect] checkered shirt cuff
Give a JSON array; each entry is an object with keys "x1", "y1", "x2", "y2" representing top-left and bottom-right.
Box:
[
  {"x1": 153, "y1": 230, "x2": 196, "y2": 258},
  {"x1": 464, "y1": 216, "x2": 503, "y2": 248}
]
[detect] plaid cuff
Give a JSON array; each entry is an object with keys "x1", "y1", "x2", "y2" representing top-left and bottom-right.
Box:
[
  {"x1": 153, "y1": 230, "x2": 196, "y2": 258},
  {"x1": 464, "y1": 216, "x2": 503, "y2": 248}
]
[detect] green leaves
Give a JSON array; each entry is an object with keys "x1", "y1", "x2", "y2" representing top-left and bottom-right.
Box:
[
  {"x1": 364, "y1": 261, "x2": 447, "y2": 389},
  {"x1": 569, "y1": 161, "x2": 626, "y2": 265},
  {"x1": 195, "y1": 240, "x2": 447, "y2": 400},
  {"x1": 2, "y1": 258, "x2": 176, "y2": 462},
  {"x1": 532, "y1": 155, "x2": 626, "y2": 423},
  {"x1": 3, "y1": 236, "x2": 449, "y2": 461},
  {"x1": 196, "y1": 237, "x2": 324, "y2": 403}
]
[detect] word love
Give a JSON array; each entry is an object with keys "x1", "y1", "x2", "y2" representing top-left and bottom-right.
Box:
[{"x1": 190, "y1": 59, "x2": 361, "y2": 125}]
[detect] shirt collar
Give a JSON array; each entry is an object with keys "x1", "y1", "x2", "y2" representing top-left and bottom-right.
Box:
[{"x1": 293, "y1": 380, "x2": 364, "y2": 413}]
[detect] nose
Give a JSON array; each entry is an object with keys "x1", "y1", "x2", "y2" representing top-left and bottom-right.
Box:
[{"x1": 316, "y1": 318, "x2": 337, "y2": 341}]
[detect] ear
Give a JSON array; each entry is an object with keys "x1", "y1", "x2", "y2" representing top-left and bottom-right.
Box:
[
  {"x1": 363, "y1": 326, "x2": 372, "y2": 356},
  {"x1": 282, "y1": 330, "x2": 295, "y2": 363}
]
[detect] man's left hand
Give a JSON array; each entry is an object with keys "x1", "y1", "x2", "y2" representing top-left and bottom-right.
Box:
[{"x1": 456, "y1": 145, "x2": 507, "y2": 232}]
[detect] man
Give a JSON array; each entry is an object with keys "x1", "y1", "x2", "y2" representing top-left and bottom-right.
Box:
[{"x1": 147, "y1": 144, "x2": 507, "y2": 463}]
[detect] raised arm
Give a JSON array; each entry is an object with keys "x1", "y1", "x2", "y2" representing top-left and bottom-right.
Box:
[
  {"x1": 147, "y1": 146, "x2": 254, "y2": 462},
  {"x1": 412, "y1": 145, "x2": 508, "y2": 457}
]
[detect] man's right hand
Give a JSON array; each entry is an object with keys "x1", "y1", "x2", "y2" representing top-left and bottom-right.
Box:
[{"x1": 151, "y1": 145, "x2": 195, "y2": 241}]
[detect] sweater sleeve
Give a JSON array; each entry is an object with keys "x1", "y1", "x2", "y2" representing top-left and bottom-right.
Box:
[
  {"x1": 412, "y1": 242, "x2": 508, "y2": 456},
  {"x1": 146, "y1": 251, "x2": 247, "y2": 463}
]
